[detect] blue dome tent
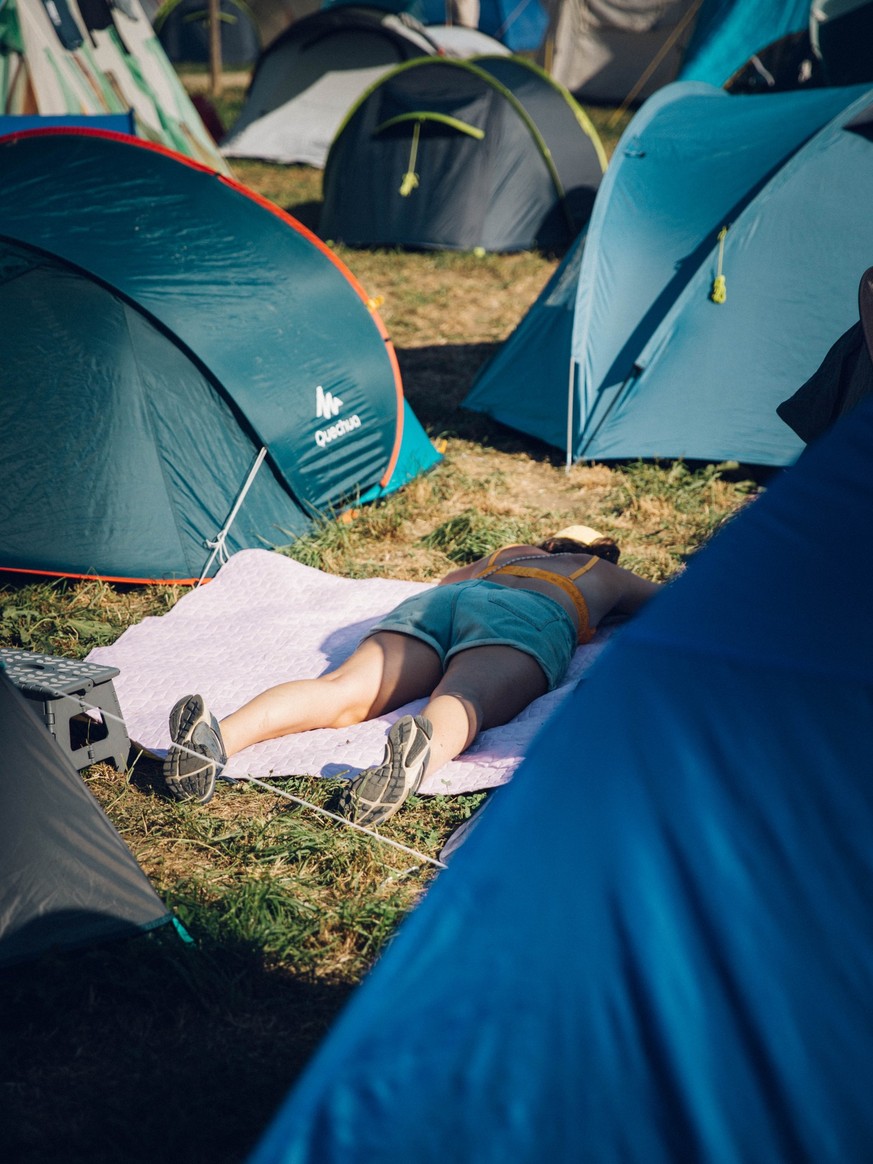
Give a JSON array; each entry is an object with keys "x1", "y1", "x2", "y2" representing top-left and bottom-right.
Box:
[
  {"x1": 464, "y1": 80, "x2": 873, "y2": 465},
  {"x1": 0, "y1": 129, "x2": 439, "y2": 583}
]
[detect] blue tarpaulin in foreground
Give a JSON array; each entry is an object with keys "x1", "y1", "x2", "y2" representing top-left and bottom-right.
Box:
[{"x1": 250, "y1": 393, "x2": 873, "y2": 1162}]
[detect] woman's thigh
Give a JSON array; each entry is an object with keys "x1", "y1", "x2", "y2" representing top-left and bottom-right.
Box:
[
  {"x1": 435, "y1": 644, "x2": 549, "y2": 730},
  {"x1": 335, "y1": 631, "x2": 444, "y2": 719}
]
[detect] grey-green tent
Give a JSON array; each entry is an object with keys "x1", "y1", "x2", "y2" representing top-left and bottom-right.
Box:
[
  {"x1": 319, "y1": 55, "x2": 606, "y2": 252},
  {"x1": 0, "y1": 669, "x2": 170, "y2": 969}
]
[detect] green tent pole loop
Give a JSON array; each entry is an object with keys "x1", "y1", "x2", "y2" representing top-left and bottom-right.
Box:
[
  {"x1": 710, "y1": 225, "x2": 729, "y2": 304},
  {"x1": 400, "y1": 121, "x2": 421, "y2": 196}
]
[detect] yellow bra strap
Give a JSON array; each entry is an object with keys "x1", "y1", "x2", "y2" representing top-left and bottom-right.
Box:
[
  {"x1": 491, "y1": 564, "x2": 594, "y2": 644},
  {"x1": 569, "y1": 556, "x2": 600, "y2": 581},
  {"x1": 474, "y1": 546, "x2": 524, "y2": 577}
]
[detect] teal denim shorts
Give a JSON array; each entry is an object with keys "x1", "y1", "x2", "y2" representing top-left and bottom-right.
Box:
[{"x1": 364, "y1": 579, "x2": 576, "y2": 690}]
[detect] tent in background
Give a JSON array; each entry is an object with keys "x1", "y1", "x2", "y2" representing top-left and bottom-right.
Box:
[
  {"x1": 220, "y1": 7, "x2": 508, "y2": 168},
  {"x1": 0, "y1": 669, "x2": 171, "y2": 969},
  {"x1": 142, "y1": 0, "x2": 321, "y2": 54},
  {"x1": 237, "y1": 0, "x2": 320, "y2": 45},
  {"x1": 0, "y1": 128, "x2": 439, "y2": 583},
  {"x1": 722, "y1": 28, "x2": 822, "y2": 94},
  {"x1": 152, "y1": 0, "x2": 261, "y2": 67},
  {"x1": 0, "y1": 0, "x2": 227, "y2": 171},
  {"x1": 720, "y1": 1, "x2": 873, "y2": 96},
  {"x1": 456, "y1": 0, "x2": 548, "y2": 51},
  {"x1": 464, "y1": 80, "x2": 873, "y2": 466},
  {"x1": 539, "y1": 0, "x2": 811, "y2": 104},
  {"x1": 777, "y1": 264, "x2": 873, "y2": 444},
  {"x1": 319, "y1": 55, "x2": 606, "y2": 252},
  {"x1": 320, "y1": 0, "x2": 549, "y2": 52},
  {"x1": 247, "y1": 360, "x2": 873, "y2": 1164}
]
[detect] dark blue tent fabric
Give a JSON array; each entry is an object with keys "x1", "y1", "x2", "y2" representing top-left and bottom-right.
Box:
[
  {"x1": 465, "y1": 80, "x2": 873, "y2": 466},
  {"x1": 0, "y1": 129, "x2": 439, "y2": 581},
  {"x1": 249, "y1": 395, "x2": 873, "y2": 1163}
]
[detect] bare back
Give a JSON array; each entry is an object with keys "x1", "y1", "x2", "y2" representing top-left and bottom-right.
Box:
[{"x1": 439, "y1": 544, "x2": 661, "y2": 639}]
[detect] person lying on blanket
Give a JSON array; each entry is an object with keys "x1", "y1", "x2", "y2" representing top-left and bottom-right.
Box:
[{"x1": 163, "y1": 525, "x2": 662, "y2": 825}]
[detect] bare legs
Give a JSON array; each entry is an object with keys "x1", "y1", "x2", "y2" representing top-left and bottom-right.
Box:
[
  {"x1": 418, "y1": 645, "x2": 548, "y2": 774},
  {"x1": 218, "y1": 633, "x2": 441, "y2": 757},
  {"x1": 218, "y1": 632, "x2": 549, "y2": 781}
]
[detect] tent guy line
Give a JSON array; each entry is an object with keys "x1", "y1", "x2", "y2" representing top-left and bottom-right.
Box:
[
  {"x1": 34, "y1": 680, "x2": 448, "y2": 872},
  {"x1": 197, "y1": 446, "x2": 268, "y2": 586}
]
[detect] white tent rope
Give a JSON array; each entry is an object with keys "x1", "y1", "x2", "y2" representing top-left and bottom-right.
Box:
[
  {"x1": 198, "y1": 446, "x2": 268, "y2": 587},
  {"x1": 607, "y1": 0, "x2": 705, "y2": 128},
  {"x1": 53, "y1": 686, "x2": 448, "y2": 872},
  {"x1": 230, "y1": 773, "x2": 448, "y2": 870},
  {"x1": 495, "y1": 0, "x2": 536, "y2": 40}
]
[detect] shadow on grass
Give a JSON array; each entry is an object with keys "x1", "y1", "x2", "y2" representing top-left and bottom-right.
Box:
[
  {"x1": 0, "y1": 921, "x2": 351, "y2": 1164},
  {"x1": 396, "y1": 341, "x2": 567, "y2": 461},
  {"x1": 282, "y1": 199, "x2": 321, "y2": 234},
  {"x1": 397, "y1": 341, "x2": 787, "y2": 488}
]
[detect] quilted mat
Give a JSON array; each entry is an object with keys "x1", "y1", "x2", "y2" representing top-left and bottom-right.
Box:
[{"x1": 87, "y1": 549, "x2": 616, "y2": 796}]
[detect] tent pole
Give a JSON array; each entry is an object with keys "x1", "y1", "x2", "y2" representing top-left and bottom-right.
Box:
[
  {"x1": 565, "y1": 358, "x2": 576, "y2": 472},
  {"x1": 198, "y1": 446, "x2": 267, "y2": 585},
  {"x1": 209, "y1": 0, "x2": 223, "y2": 97}
]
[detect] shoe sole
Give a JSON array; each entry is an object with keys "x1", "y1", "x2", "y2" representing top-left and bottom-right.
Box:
[
  {"x1": 339, "y1": 715, "x2": 431, "y2": 827},
  {"x1": 163, "y1": 694, "x2": 218, "y2": 804}
]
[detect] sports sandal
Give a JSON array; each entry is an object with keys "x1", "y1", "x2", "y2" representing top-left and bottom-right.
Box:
[
  {"x1": 339, "y1": 714, "x2": 433, "y2": 827},
  {"x1": 163, "y1": 694, "x2": 227, "y2": 805}
]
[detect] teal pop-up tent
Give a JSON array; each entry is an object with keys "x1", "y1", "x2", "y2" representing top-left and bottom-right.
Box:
[
  {"x1": 247, "y1": 373, "x2": 873, "y2": 1164},
  {"x1": 678, "y1": 0, "x2": 813, "y2": 86},
  {"x1": 0, "y1": 129, "x2": 439, "y2": 583},
  {"x1": 464, "y1": 79, "x2": 873, "y2": 465}
]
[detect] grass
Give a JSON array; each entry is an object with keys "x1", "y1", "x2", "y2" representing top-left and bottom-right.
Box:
[{"x1": 0, "y1": 81, "x2": 762, "y2": 1163}]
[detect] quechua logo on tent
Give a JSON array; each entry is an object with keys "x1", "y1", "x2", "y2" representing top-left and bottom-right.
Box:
[{"x1": 314, "y1": 384, "x2": 361, "y2": 449}]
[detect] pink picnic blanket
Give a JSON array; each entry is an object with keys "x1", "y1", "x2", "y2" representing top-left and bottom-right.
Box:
[{"x1": 87, "y1": 549, "x2": 616, "y2": 796}]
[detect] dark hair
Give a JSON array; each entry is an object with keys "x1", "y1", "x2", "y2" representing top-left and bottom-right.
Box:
[{"x1": 537, "y1": 536, "x2": 621, "y2": 564}]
